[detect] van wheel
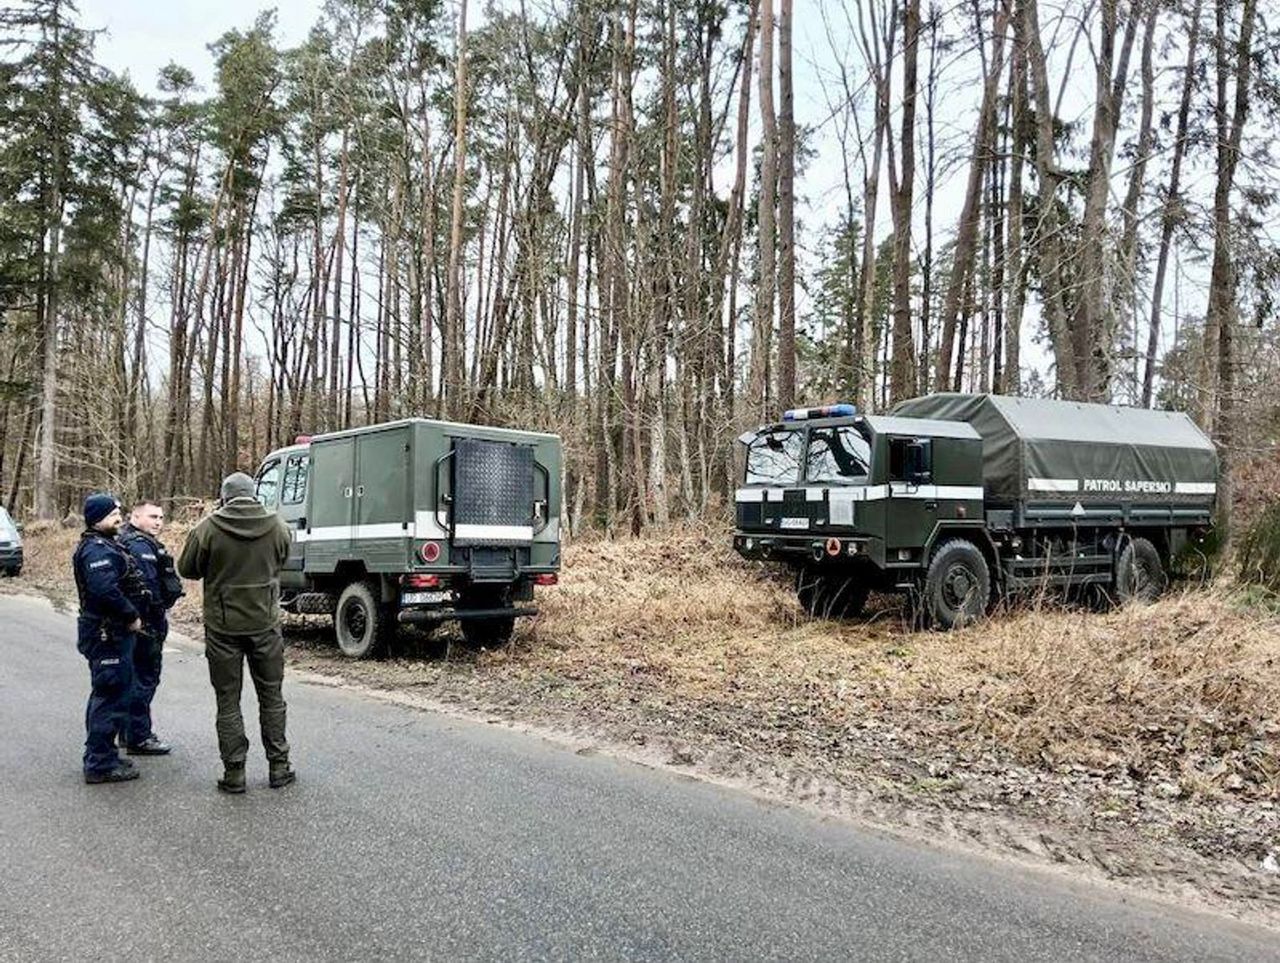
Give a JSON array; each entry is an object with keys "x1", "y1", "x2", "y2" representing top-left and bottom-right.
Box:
[
  {"x1": 1115, "y1": 537, "x2": 1167, "y2": 603},
  {"x1": 796, "y1": 570, "x2": 870, "y2": 619},
  {"x1": 334, "y1": 580, "x2": 392, "y2": 659},
  {"x1": 922, "y1": 539, "x2": 990, "y2": 630}
]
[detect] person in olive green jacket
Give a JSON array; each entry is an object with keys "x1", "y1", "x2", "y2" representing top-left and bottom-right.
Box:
[{"x1": 178, "y1": 472, "x2": 295, "y2": 793}]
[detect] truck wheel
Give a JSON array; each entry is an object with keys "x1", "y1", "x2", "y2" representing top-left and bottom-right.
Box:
[
  {"x1": 334, "y1": 580, "x2": 392, "y2": 659},
  {"x1": 1115, "y1": 537, "x2": 1167, "y2": 603},
  {"x1": 922, "y1": 539, "x2": 991, "y2": 630},
  {"x1": 461, "y1": 616, "x2": 515, "y2": 648},
  {"x1": 796, "y1": 570, "x2": 870, "y2": 619}
]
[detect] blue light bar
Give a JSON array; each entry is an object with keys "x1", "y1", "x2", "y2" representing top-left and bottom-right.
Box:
[{"x1": 782, "y1": 403, "x2": 858, "y2": 421}]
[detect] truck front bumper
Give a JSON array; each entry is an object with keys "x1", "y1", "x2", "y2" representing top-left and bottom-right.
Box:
[
  {"x1": 0, "y1": 547, "x2": 22, "y2": 572},
  {"x1": 733, "y1": 531, "x2": 872, "y2": 563}
]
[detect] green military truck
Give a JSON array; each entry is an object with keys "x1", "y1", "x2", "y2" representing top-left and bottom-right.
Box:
[
  {"x1": 254, "y1": 418, "x2": 562, "y2": 657},
  {"x1": 732, "y1": 394, "x2": 1217, "y2": 628}
]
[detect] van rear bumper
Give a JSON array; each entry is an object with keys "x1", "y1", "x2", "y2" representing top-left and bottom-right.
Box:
[{"x1": 398, "y1": 606, "x2": 538, "y2": 625}]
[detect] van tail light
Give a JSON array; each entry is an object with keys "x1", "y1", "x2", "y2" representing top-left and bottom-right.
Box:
[
  {"x1": 418, "y1": 541, "x2": 441, "y2": 563},
  {"x1": 534, "y1": 573, "x2": 558, "y2": 586},
  {"x1": 404, "y1": 574, "x2": 441, "y2": 589}
]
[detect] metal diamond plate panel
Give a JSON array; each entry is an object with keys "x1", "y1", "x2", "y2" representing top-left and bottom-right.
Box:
[{"x1": 453, "y1": 438, "x2": 535, "y2": 545}]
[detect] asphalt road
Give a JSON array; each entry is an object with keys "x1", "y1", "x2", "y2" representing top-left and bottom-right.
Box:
[{"x1": 0, "y1": 594, "x2": 1274, "y2": 962}]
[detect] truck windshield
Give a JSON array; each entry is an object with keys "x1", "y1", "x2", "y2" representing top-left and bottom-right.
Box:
[
  {"x1": 745, "y1": 429, "x2": 803, "y2": 485},
  {"x1": 806, "y1": 426, "x2": 871, "y2": 484},
  {"x1": 0, "y1": 508, "x2": 15, "y2": 540}
]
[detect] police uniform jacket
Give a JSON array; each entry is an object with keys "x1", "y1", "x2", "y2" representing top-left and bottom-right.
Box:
[
  {"x1": 119, "y1": 524, "x2": 184, "y2": 630},
  {"x1": 73, "y1": 531, "x2": 144, "y2": 655}
]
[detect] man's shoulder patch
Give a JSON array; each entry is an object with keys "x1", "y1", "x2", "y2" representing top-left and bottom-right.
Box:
[{"x1": 88, "y1": 559, "x2": 111, "y2": 570}]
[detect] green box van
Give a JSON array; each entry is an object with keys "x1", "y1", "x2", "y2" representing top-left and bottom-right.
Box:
[{"x1": 255, "y1": 418, "x2": 562, "y2": 657}]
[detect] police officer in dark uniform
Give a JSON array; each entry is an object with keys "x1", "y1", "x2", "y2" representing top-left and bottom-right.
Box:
[
  {"x1": 73, "y1": 493, "x2": 148, "y2": 784},
  {"x1": 119, "y1": 500, "x2": 184, "y2": 755}
]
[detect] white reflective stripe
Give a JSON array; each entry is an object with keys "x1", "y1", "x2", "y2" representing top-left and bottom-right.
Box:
[
  {"x1": 1028, "y1": 477, "x2": 1080, "y2": 492},
  {"x1": 889, "y1": 484, "x2": 984, "y2": 501},
  {"x1": 828, "y1": 485, "x2": 888, "y2": 503},
  {"x1": 306, "y1": 526, "x2": 352, "y2": 541},
  {"x1": 415, "y1": 510, "x2": 449, "y2": 538},
  {"x1": 735, "y1": 488, "x2": 764, "y2": 503},
  {"x1": 354, "y1": 523, "x2": 411, "y2": 539},
  {"x1": 454, "y1": 524, "x2": 533, "y2": 541},
  {"x1": 805, "y1": 488, "x2": 825, "y2": 502},
  {"x1": 766, "y1": 488, "x2": 787, "y2": 501},
  {"x1": 1174, "y1": 482, "x2": 1216, "y2": 495}
]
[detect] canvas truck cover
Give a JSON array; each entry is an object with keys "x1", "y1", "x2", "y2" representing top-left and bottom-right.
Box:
[{"x1": 890, "y1": 393, "x2": 1218, "y2": 505}]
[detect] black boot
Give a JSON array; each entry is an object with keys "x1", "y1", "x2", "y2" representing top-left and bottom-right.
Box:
[
  {"x1": 269, "y1": 763, "x2": 296, "y2": 789},
  {"x1": 85, "y1": 765, "x2": 140, "y2": 785},
  {"x1": 217, "y1": 764, "x2": 246, "y2": 794}
]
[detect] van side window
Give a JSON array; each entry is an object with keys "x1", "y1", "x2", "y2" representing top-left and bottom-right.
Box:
[
  {"x1": 281, "y1": 455, "x2": 309, "y2": 505},
  {"x1": 256, "y1": 460, "x2": 282, "y2": 509}
]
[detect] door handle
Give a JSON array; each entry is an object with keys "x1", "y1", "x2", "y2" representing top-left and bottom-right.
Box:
[{"x1": 925, "y1": 501, "x2": 938, "y2": 511}]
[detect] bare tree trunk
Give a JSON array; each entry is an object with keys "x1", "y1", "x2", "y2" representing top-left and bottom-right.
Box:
[
  {"x1": 851, "y1": 1, "x2": 891, "y2": 409},
  {"x1": 1201, "y1": 0, "x2": 1257, "y2": 542},
  {"x1": 935, "y1": 1, "x2": 1008, "y2": 392},
  {"x1": 1117, "y1": 2, "x2": 1158, "y2": 403},
  {"x1": 749, "y1": 0, "x2": 777, "y2": 420},
  {"x1": 443, "y1": 0, "x2": 469, "y2": 418},
  {"x1": 1023, "y1": 0, "x2": 1076, "y2": 395},
  {"x1": 888, "y1": 0, "x2": 919, "y2": 404},
  {"x1": 1142, "y1": 0, "x2": 1201, "y2": 407},
  {"x1": 1070, "y1": 0, "x2": 1142, "y2": 401},
  {"x1": 776, "y1": 0, "x2": 796, "y2": 409},
  {"x1": 1002, "y1": 7, "x2": 1028, "y2": 395}
]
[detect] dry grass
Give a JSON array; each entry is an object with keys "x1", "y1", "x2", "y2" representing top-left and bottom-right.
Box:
[
  {"x1": 525, "y1": 526, "x2": 1280, "y2": 798},
  {"x1": 8, "y1": 523, "x2": 1278, "y2": 798}
]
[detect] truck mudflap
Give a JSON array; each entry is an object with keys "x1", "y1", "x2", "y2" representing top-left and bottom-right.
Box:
[{"x1": 398, "y1": 606, "x2": 538, "y2": 624}]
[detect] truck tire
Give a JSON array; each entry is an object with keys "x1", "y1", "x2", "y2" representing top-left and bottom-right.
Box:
[
  {"x1": 796, "y1": 570, "x2": 870, "y2": 619},
  {"x1": 1115, "y1": 537, "x2": 1167, "y2": 604},
  {"x1": 922, "y1": 539, "x2": 991, "y2": 630},
  {"x1": 334, "y1": 580, "x2": 392, "y2": 659}
]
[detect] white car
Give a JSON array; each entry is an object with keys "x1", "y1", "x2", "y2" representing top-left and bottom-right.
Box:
[{"x1": 0, "y1": 506, "x2": 22, "y2": 577}]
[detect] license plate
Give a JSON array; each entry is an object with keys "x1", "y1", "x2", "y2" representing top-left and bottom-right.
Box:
[
  {"x1": 402, "y1": 591, "x2": 451, "y2": 605},
  {"x1": 780, "y1": 517, "x2": 810, "y2": 530}
]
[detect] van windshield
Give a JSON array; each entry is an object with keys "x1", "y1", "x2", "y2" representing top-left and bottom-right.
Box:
[
  {"x1": 806, "y1": 426, "x2": 872, "y2": 484},
  {"x1": 744, "y1": 429, "x2": 803, "y2": 486}
]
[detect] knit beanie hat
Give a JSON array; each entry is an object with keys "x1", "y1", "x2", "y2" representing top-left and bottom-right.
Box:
[{"x1": 83, "y1": 492, "x2": 119, "y2": 528}]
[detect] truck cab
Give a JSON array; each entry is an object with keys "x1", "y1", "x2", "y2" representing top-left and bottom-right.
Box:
[
  {"x1": 734, "y1": 404, "x2": 986, "y2": 624},
  {"x1": 255, "y1": 418, "x2": 562, "y2": 658}
]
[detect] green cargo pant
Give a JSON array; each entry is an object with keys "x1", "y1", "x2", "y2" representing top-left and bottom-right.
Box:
[{"x1": 204, "y1": 626, "x2": 290, "y2": 767}]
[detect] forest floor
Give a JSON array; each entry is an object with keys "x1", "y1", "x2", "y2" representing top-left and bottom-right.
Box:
[{"x1": 8, "y1": 523, "x2": 1279, "y2": 927}]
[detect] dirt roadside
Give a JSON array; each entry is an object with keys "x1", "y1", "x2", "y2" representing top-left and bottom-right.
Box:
[{"x1": 7, "y1": 524, "x2": 1279, "y2": 928}]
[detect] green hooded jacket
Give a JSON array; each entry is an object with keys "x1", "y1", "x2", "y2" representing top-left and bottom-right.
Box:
[{"x1": 177, "y1": 498, "x2": 292, "y2": 635}]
